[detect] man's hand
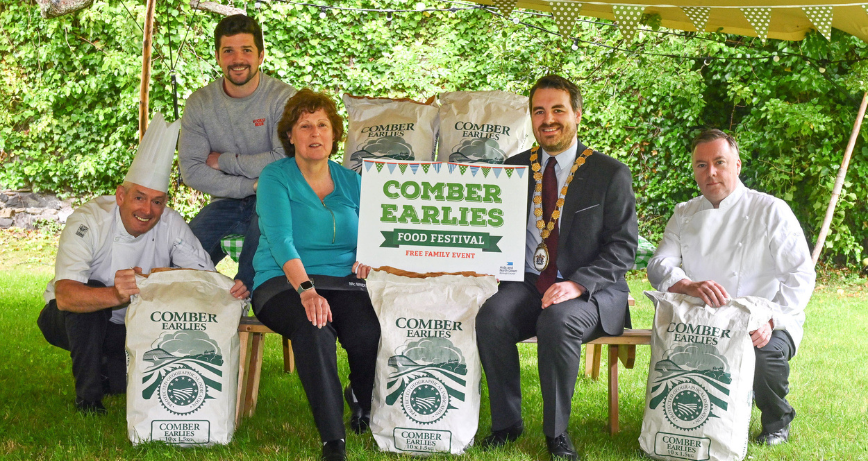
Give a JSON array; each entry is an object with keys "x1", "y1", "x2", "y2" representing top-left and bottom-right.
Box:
[
  {"x1": 541, "y1": 281, "x2": 585, "y2": 309},
  {"x1": 749, "y1": 320, "x2": 774, "y2": 348},
  {"x1": 206, "y1": 151, "x2": 222, "y2": 170},
  {"x1": 113, "y1": 267, "x2": 142, "y2": 304},
  {"x1": 230, "y1": 280, "x2": 249, "y2": 299},
  {"x1": 300, "y1": 289, "x2": 332, "y2": 329},
  {"x1": 352, "y1": 261, "x2": 371, "y2": 279},
  {"x1": 669, "y1": 279, "x2": 730, "y2": 307}
]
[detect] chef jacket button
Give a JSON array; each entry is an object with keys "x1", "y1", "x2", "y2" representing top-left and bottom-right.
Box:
[
  {"x1": 737, "y1": 242, "x2": 743, "y2": 247},
  {"x1": 731, "y1": 271, "x2": 738, "y2": 276}
]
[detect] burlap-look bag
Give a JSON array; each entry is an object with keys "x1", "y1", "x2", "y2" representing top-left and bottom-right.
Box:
[
  {"x1": 125, "y1": 269, "x2": 246, "y2": 446},
  {"x1": 640, "y1": 291, "x2": 773, "y2": 461},
  {"x1": 366, "y1": 267, "x2": 497, "y2": 455}
]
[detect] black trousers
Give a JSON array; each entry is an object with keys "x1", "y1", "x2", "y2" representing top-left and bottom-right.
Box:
[
  {"x1": 37, "y1": 281, "x2": 126, "y2": 403},
  {"x1": 754, "y1": 330, "x2": 796, "y2": 432},
  {"x1": 476, "y1": 274, "x2": 604, "y2": 438},
  {"x1": 253, "y1": 278, "x2": 380, "y2": 442}
]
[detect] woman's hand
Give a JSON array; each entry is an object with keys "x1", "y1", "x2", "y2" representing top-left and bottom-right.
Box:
[
  {"x1": 300, "y1": 289, "x2": 331, "y2": 328},
  {"x1": 353, "y1": 261, "x2": 371, "y2": 279}
]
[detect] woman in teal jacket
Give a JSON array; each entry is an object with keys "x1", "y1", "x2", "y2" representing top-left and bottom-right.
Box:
[{"x1": 252, "y1": 89, "x2": 378, "y2": 461}]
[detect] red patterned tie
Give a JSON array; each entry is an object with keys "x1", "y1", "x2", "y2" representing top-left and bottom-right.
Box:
[{"x1": 536, "y1": 157, "x2": 560, "y2": 294}]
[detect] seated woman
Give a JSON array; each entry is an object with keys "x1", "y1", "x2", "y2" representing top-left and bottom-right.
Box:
[{"x1": 252, "y1": 89, "x2": 380, "y2": 461}]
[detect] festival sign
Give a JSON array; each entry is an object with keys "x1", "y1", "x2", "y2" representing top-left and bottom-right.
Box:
[{"x1": 357, "y1": 159, "x2": 528, "y2": 281}]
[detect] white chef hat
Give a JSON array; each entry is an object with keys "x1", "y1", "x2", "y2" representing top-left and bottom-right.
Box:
[{"x1": 124, "y1": 112, "x2": 181, "y2": 193}]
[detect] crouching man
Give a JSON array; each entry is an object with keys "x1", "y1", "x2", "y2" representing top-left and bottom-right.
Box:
[
  {"x1": 37, "y1": 114, "x2": 249, "y2": 414},
  {"x1": 647, "y1": 129, "x2": 815, "y2": 445}
]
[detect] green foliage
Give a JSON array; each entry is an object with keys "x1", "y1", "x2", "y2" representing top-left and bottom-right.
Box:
[{"x1": 2, "y1": 0, "x2": 868, "y2": 265}]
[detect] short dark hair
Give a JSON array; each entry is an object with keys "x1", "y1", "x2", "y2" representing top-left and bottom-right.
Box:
[
  {"x1": 214, "y1": 14, "x2": 264, "y2": 55},
  {"x1": 277, "y1": 89, "x2": 344, "y2": 158},
  {"x1": 691, "y1": 129, "x2": 739, "y2": 156},
  {"x1": 529, "y1": 74, "x2": 583, "y2": 113}
]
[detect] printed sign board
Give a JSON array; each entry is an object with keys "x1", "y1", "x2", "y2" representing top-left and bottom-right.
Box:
[{"x1": 357, "y1": 159, "x2": 528, "y2": 280}]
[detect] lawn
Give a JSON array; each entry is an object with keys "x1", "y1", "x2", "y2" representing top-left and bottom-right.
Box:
[{"x1": 1, "y1": 228, "x2": 866, "y2": 460}]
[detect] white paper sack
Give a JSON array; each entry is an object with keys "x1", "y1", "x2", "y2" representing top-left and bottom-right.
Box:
[
  {"x1": 639, "y1": 291, "x2": 773, "y2": 461},
  {"x1": 342, "y1": 95, "x2": 439, "y2": 173},
  {"x1": 366, "y1": 270, "x2": 498, "y2": 456},
  {"x1": 125, "y1": 270, "x2": 245, "y2": 447},
  {"x1": 437, "y1": 90, "x2": 531, "y2": 164}
]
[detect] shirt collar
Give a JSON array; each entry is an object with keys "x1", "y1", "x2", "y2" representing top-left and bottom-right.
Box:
[
  {"x1": 699, "y1": 179, "x2": 746, "y2": 211},
  {"x1": 541, "y1": 139, "x2": 579, "y2": 170},
  {"x1": 114, "y1": 206, "x2": 143, "y2": 242}
]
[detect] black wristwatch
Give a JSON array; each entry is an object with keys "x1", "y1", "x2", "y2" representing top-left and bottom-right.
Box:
[{"x1": 296, "y1": 280, "x2": 315, "y2": 294}]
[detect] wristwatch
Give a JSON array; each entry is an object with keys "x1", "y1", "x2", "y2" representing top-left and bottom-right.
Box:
[{"x1": 296, "y1": 280, "x2": 315, "y2": 294}]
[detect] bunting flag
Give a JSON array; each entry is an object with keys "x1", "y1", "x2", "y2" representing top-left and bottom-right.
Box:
[
  {"x1": 741, "y1": 7, "x2": 772, "y2": 43},
  {"x1": 398, "y1": 163, "x2": 408, "y2": 174},
  {"x1": 803, "y1": 6, "x2": 833, "y2": 40},
  {"x1": 492, "y1": 0, "x2": 517, "y2": 18},
  {"x1": 421, "y1": 163, "x2": 430, "y2": 173},
  {"x1": 470, "y1": 166, "x2": 480, "y2": 176},
  {"x1": 681, "y1": 6, "x2": 711, "y2": 33},
  {"x1": 548, "y1": 1, "x2": 583, "y2": 37},
  {"x1": 365, "y1": 161, "x2": 374, "y2": 172},
  {"x1": 410, "y1": 163, "x2": 419, "y2": 174},
  {"x1": 493, "y1": 168, "x2": 502, "y2": 178},
  {"x1": 612, "y1": 5, "x2": 646, "y2": 42}
]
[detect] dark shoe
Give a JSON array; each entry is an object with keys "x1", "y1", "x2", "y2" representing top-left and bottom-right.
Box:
[
  {"x1": 75, "y1": 397, "x2": 107, "y2": 415},
  {"x1": 546, "y1": 432, "x2": 579, "y2": 461},
  {"x1": 756, "y1": 425, "x2": 789, "y2": 446},
  {"x1": 480, "y1": 420, "x2": 524, "y2": 449},
  {"x1": 344, "y1": 383, "x2": 370, "y2": 434},
  {"x1": 321, "y1": 439, "x2": 346, "y2": 461}
]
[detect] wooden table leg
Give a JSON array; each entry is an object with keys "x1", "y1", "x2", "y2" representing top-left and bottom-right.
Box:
[
  {"x1": 235, "y1": 330, "x2": 250, "y2": 428},
  {"x1": 245, "y1": 332, "x2": 265, "y2": 418},
  {"x1": 282, "y1": 336, "x2": 295, "y2": 373},
  {"x1": 608, "y1": 344, "x2": 620, "y2": 435}
]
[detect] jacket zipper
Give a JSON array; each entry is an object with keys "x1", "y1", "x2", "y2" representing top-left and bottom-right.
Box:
[{"x1": 322, "y1": 200, "x2": 335, "y2": 244}]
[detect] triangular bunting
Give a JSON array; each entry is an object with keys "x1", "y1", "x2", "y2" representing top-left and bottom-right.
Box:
[
  {"x1": 447, "y1": 163, "x2": 456, "y2": 173},
  {"x1": 548, "y1": 1, "x2": 583, "y2": 37},
  {"x1": 482, "y1": 167, "x2": 491, "y2": 177},
  {"x1": 421, "y1": 163, "x2": 430, "y2": 173},
  {"x1": 410, "y1": 163, "x2": 419, "y2": 174},
  {"x1": 364, "y1": 161, "x2": 374, "y2": 172},
  {"x1": 505, "y1": 168, "x2": 514, "y2": 178},
  {"x1": 387, "y1": 163, "x2": 397, "y2": 173},
  {"x1": 399, "y1": 163, "x2": 408, "y2": 174},
  {"x1": 741, "y1": 7, "x2": 772, "y2": 43},
  {"x1": 459, "y1": 165, "x2": 468, "y2": 175},
  {"x1": 492, "y1": 0, "x2": 517, "y2": 18},
  {"x1": 681, "y1": 7, "x2": 710, "y2": 32},
  {"x1": 433, "y1": 163, "x2": 441, "y2": 173},
  {"x1": 375, "y1": 163, "x2": 384, "y2": 172},
  {"x1": 515, "y1": 168, "x2": 524, "y2": 179},
  {"x1": 803, "y1": 6, "x2": 833, "y2": 40},
  {"x1": 493, "y1": 168, "x2": 502, "y2": 178},
  {"x1": 612, "y1": 5, "x2": 645, "y2": 42},
  {"x1": 470, "y1": 166, "x2": 480, "y2": 176}
]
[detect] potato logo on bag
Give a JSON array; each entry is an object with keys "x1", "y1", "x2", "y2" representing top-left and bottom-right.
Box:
[
  {"x1": 437, "y1": 90, "x2": 532, "y2": 164},
  {"x1": 342, "y1": 95, "x2": 439, "y2": 173}
]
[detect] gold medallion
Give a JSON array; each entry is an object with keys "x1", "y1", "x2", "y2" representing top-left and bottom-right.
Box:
[{"x1": 533, "y1": 242, "x2": 549, "y2": 271}]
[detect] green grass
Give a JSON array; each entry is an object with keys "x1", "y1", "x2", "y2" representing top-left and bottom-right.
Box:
[{"x1": 1, "y1": 230, "x2": 867, "y2": 460}]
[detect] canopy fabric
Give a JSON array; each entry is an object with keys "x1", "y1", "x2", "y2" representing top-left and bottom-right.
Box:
[{"x1": 481, "y1": 1, "x2": 868, "y2": 42}]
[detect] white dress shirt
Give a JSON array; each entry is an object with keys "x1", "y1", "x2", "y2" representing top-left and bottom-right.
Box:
[
  {"x1": 647, "y1": 181, "x2": 815, "y2": 351},
  {"x1": 524, "y1": 141, "x2": 579, "y2": 276},
  {"x1": 44, "y1": 195, "x2": 215, "y2": 324}
]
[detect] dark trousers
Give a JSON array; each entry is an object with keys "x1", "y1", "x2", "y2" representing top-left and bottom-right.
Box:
[
  {"x1": 37, "y1": 281, "x2": 126, "y2": 403},
  {"x1": 253, "y1": 279, "x2": 381, "y2": 442},
  {"x1": 188, "y1": 195, "x2": 259, "y2": 289},
  {"x1": 476, "y1": 274, "x2": 603, "y2": 437},
  {"x1": 754, "y1": 330, "x2": 796, "y2": 432}
]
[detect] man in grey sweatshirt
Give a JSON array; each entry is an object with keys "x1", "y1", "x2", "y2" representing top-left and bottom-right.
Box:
[{"x1": 179, "y1": 14, "x2": 296, "y2": 288}]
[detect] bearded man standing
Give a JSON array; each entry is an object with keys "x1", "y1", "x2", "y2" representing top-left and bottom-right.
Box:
[{"x1": 476, "y1": 75, "x2": 638, "y2": 460}]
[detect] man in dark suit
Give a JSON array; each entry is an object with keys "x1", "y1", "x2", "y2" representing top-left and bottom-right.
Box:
[{"x1": 476, "y1": 75, "x2": 638, "y2": 460}]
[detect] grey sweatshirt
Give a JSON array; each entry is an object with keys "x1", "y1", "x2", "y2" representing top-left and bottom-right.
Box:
[{"x1": 179, "y1": 74, "x2": 296, "y2": 200}]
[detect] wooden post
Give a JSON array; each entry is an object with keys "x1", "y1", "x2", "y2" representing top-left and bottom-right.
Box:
[
  {"x1": 139, "y1": 0, "x2": 157, "y2": 140},
  {"x1": 812, "y1": 91, "x2": 868, "y2": 264}
]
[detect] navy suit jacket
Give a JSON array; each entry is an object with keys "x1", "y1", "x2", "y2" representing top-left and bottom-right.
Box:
[{"x1": 506, "y1": 139, "x2": 638, "y2": 335}]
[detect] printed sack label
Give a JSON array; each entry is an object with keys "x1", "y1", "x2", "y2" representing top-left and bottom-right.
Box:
[
  {"x1": 437, "y1": 90, "x2": 531, "y2": 163},
  {"x1": 125, "y1": 269, "x2": 245, "y2": 446},
  {"x1": 639, "y1": 291, "x2": 773, "y2": 461},
  {"x1": 342, "y1": 94, "x2": 439, "y2": 173},
  {"x1": 366, "y1": 269, "x2": 497, "y2": 455}
]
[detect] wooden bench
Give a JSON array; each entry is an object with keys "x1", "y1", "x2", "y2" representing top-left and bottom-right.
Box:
[
  {"x1": 235, "y1": 316, "x2": 295, "y2": 427},
  {"x1": 521, "y1": 295, "x2": 651, "y2": 435}
]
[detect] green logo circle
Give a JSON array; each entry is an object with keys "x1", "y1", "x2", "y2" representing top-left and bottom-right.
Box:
[
  {"x1": 664, "y1": 382, "x2": 711, "y2": 430},
  {"x1": 401, "y1": 377, "x2": 449, "y2": 424},
  {"x1": 158, "y1": 368, "x2": 207, "y2": 415}
]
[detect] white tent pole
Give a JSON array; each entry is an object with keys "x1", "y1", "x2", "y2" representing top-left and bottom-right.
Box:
[
  {"x1": 811, "y1": 90, "x2": 868, "y2": 264},
  {"x1": 138, "y1": 0, "x2": 157, "y2": 140}
]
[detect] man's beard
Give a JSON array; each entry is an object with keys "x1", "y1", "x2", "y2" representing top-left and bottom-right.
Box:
[
  {"x1": 225, "y1": 66, "x2": 258, "y2": 87},
  {"x1": 537, "y1": 123, "x2": 577, "y2": 154}
]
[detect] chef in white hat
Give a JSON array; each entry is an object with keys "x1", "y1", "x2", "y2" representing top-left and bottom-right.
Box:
[{"x1": 37, "y1": 113, "x2": 250, "y2": 414}]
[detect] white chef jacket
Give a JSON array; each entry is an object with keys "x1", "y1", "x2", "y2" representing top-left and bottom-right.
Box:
[
  {"x1": 647, "y1": 181, "x2": 815, "y2": 352},
  {"x1": 44, "y1": 195, "x2": 215, "y2": 324}
]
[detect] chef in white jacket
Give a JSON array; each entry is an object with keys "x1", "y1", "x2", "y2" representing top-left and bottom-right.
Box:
[
  {"x1": 38, "y1": 114, "x2": 249, "y2": 414},
  {"x1": 647, "y1": 129, "x2": 815, "y2": 447}
]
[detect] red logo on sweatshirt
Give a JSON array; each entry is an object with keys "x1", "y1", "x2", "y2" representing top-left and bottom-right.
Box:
[{"x1": 253, "y1": 118, "x2": 265, "y2": 127}]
